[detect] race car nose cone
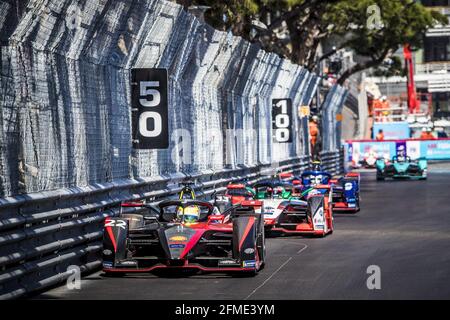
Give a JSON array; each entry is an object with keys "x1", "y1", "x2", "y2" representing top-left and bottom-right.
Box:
[{"x1": 164, "y1": 226, "x2": 196, "y2": 259}]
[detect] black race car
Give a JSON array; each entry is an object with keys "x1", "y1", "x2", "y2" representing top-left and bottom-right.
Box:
[{"x1": 102, "y1": 199, "x2": 265, "y2": 276}]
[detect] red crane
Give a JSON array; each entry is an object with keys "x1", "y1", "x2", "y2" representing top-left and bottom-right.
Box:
[{"x1": 403, "y1": 44, "x2": 420, "y2": 114}]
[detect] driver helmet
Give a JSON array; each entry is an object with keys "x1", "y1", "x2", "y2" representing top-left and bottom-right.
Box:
[
  {"x1": 311, "y1": 161, "x2": 322, "y2": 171},
  {"x1": 177, "y1": 205, "x2": 200, "y2": 223}
]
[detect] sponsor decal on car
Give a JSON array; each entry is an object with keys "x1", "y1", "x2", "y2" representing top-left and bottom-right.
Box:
[
  {"x1": 348, "y1": 203, "x2": 356, "y2": 208},
  {"x1": 169, "y1": 244, "x2": 186, "y2": 249},
  {"x1": 344, "y1": 183, "x2": 353, "y2": 191},
  {"x1": 169, "y1": 235, "x2": 188, "y2": 242},
  {"x1": 219, "y1": 259, "x2": 237, "y2": 265},
  {"x1": 104, "y1": 219, "x2": 127, "y2": 229},
  {"x1": 242, "y1": 260, "x2": 256, "y2": 268},
  {"x1": 244, "y1": 248, "x2": 255, "y2": 254},
  {"x1": 103, "y1": 261, "x2": 113, "y2": 268},
  {"x1": 313, "y1": 207, "x2": 324, "y2": 229},
  {"x1": 103, "y1": 249, "x2": 113, "y2": 256}
]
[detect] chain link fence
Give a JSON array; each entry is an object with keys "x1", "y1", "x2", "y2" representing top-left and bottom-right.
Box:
[
  {"x1": 0, "y1": 0, "x2": 324, "y2": 197},
  {"x1": 321, "y1": 84, "x2": 349, "y2": 152}
]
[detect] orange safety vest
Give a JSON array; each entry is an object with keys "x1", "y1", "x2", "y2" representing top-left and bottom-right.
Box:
[
  {"x1": 309, "y1": 121, "x2": 319, "y2": 146},
  {"x1": 420, "y1": 132, "x2": 435, "y2": 140},
  {"x1": 376, "y1": 133, "x2": 384, "y2": 140}
]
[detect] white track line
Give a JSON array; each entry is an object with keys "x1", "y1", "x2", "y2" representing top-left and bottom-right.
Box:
[
  {"x1": 244, "y1": 243, "x2": 308, "y2": 300},
  {"x1": 296, "y1": 245, "x2": 308, "y2": 254}
]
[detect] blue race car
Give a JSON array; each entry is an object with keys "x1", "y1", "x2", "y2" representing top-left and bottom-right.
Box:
[
  {"x1": 376, "y1": 156, "x2": 427, "y2": 180},
  {"x1": 292, "y1": 163, "x2": 360, "y2": 213}
]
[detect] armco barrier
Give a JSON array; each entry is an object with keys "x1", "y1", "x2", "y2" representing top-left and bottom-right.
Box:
[
  {"x1": 0, "y1": 152, "x2": 348, "y2": 299},
  {"x1": 320, "y1": 149, "x2": 345, "y2": 176}
]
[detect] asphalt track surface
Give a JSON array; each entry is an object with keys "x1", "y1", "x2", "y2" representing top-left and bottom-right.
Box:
[{"x1": 36, "y1": 170, "x2": 450, "y2": 300}]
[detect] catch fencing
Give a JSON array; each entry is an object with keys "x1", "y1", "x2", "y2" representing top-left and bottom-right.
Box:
[
  {"x1": 321, "y1": 85, "x2": 349, "y2": 152},
  {"x1": 0, "y1": 0, "x2": 347, "y2": 298},
  {"x1": 0, "y1": 0, "x2": 321, "y2": 197}
]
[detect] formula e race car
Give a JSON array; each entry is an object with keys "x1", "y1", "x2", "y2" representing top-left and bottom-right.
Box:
[
  {"x1": 250, "y1": 180, "x2": 333, "y2": 236},
  {"x1": 268, "y1": 189, "x2": 334, "y2": 237},
  {"x1": 376, "y1": 156, "x2": 427, "y2": 180},
  {"x1": 102, "y1": 199, "x2": 265, "y2": 276},
  {"x1": 359, "y1": 150, "x2": 378, "y2": 168},
  {"x1": 252, "y1": 179, "x2": 295, "y2": 216},
  {"x1": 224, "y1": 183, "x2": 256, "y2": 205},
  {"x1": 292, "y1": 168, "x2": 360, "y2": 213}
]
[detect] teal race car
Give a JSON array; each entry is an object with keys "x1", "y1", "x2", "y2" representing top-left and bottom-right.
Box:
[{"x1": 376, "y1": 156, "x2": 427, "y2": 180}]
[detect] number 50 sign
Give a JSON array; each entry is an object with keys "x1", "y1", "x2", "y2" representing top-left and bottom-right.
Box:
[
  {"x1": 131, "y1": 68, "x2": 169, "y2": 149},
  {"x1": 272, "y1": 98, "x2": 293, "y2": 143}
]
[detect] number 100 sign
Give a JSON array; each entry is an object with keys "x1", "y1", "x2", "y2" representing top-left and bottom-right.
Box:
[
  {"x1": 272, "y1": 98, "x2": 293, "y2": 143},
  {"x1": 131, "y1": 68, "x2": 169, "y2": 149}
]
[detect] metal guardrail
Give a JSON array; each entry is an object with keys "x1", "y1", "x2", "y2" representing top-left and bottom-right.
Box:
[{"x1": 320, "y1": 150, "x2": 345, "y2": 176}]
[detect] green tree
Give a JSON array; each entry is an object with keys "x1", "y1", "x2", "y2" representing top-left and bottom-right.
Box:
[{"x1": 177, "y1": 0, "x2": 447, "y2": 84}]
